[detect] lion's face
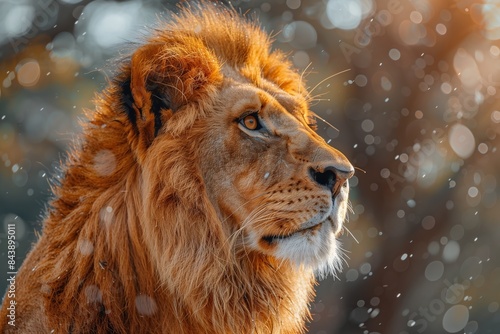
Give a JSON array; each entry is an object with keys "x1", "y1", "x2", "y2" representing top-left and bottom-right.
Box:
[{"x1": 197, "y1": 68, "x2": 354, "y2": 276}]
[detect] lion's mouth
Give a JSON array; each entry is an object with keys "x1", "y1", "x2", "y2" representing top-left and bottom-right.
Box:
[{"x1": 262, "y1": 222, "x2": 323, "y2": 244}]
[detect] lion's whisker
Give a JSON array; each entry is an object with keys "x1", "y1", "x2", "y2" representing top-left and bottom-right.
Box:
[
  {"x1": 308, "y1": 99, "x2": 332, "y2": 107},
  {"x1": 310, "y1": 111, "x2": 339, "y2": 133},
  {"x1": 354, "y1": 166, "x2": 367, "y2": 174},
  {"x1": 343, "y1": 225, "x2": 359, "y2": 244},
  {"x1": 305, "y1": 91, "x2": 329, "y2": 104},
  {"x1": 347, "y1": 201, "x2": 355, "y2": 215},
  {"x1": 299, "y1": 62, "x2": 313, "y2": 96},
  {"x1": 307, "y1": 68, "x2": 351, "y2": 97},
  {"x1": 224, "y1": 202, "x2": 276, "y2": 256}
]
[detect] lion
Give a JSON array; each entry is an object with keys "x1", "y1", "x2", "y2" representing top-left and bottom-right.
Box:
[{"x1": 0, "y1": 4, "x2": 353, "y2": 334}]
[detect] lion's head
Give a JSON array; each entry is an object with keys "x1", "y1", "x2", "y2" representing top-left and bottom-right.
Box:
[{"x1": 129, "y1": 6, "x2": 354, "y2": 281}]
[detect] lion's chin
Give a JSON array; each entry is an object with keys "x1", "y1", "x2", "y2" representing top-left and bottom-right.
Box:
[
  {"x1": 269, "y1": 221, "x2": 344, "y2": 279},
  {"x1": 246, "y1": 186, "x2": 350, "y2": 279}
]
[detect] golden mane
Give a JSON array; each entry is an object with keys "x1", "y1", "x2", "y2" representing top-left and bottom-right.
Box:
[{"x1": 0, "y1": 3, "x2": 353, "y2": 333}]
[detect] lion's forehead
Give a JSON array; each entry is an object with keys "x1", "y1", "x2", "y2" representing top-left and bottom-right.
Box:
[{"x1": 220, "y1": 79, "x2": 308, "y2": 125}]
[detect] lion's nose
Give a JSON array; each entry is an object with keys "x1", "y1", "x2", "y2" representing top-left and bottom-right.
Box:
[{"x1": 309, "y1": 165, "x2": 354, "y2": 197}]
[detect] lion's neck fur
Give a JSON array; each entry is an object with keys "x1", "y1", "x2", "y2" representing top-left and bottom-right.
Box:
[{"x1": 21, "y1": 86, "x2": 315, "y2": 333}]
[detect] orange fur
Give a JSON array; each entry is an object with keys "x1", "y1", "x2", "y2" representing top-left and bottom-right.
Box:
[{"x1": 0, "y1": 4, "x2": 353, "y2": 333}]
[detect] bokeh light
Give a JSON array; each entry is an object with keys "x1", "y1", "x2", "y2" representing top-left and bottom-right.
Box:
[{"x1": 326, "y1": 0, "x2": 373, "y2": 30}]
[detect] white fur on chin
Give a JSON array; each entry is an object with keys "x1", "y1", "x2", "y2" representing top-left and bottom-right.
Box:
[{"x1": 259, "y1": 185, "x2": 349, "y2": 280}]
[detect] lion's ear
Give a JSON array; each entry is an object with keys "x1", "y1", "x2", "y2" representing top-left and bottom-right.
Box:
[{"x1": 122, "y1": 40, "x2": 221, "y2": 145}]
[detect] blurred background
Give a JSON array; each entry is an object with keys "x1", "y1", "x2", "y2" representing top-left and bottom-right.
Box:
[{"x1": 0, "y1": 0, "x2": 499, "y2": 333}]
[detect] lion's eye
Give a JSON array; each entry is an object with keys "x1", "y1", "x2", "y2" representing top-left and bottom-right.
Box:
[{"x1": 240, "y1": 113, "x2": 262, "y2": 131}]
